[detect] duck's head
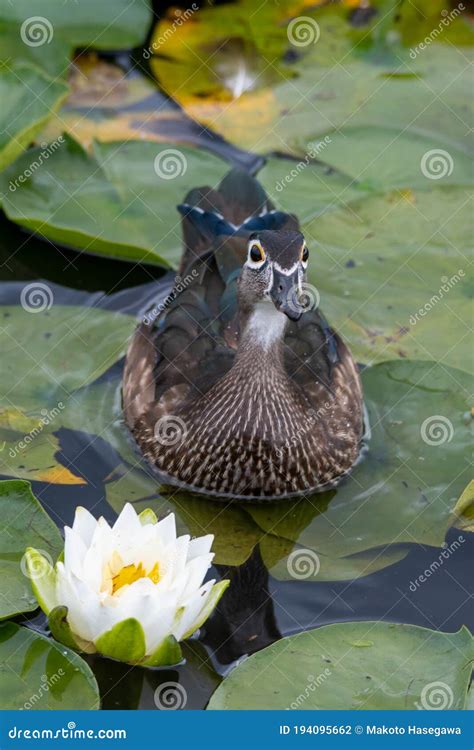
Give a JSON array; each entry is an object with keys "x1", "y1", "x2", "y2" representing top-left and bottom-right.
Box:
[{"x1": 238, "y1": 229, "x2": 308, "y2": 322}]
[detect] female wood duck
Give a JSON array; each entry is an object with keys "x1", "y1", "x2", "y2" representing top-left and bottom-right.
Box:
[{"x1": 123, "y1": 169, "x2": 364, "y2": 500}]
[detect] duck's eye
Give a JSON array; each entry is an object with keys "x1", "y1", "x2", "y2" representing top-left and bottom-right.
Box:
[
  {"x1": 301, "y1": 245, "x2": 309, "y2": 263},
  {"x1": 249, "y1": 242, "x2": 265, "y2": 264}
]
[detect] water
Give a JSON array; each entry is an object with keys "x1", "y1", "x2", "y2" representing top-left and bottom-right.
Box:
[{"x1": 1, "y1": 217, "x2": 472, "y2": 710}]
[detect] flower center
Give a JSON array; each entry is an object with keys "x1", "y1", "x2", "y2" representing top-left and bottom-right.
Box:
[{"x1": 111, "y1": 562, "x2": 160, "y2": 594}]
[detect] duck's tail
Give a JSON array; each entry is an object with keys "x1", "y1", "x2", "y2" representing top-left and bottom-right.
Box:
[{"x1": 177, "y1": 168, "x2": 298, "y2": 272}]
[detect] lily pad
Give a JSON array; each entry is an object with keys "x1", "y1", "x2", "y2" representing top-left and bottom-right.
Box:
[
  {"x1": 247, "y1": 360, "x2": 472, "y2": 559},
  {"x1": 151, "y1": 2, "x2": 473, "y2": 159},
  {"x1": 0, "y1": 303, "x2": 135, "y2": 409},
  {"x1": 207, "y1": 622, "x2": 473, "y2": 709},
  {"x1": 0, "y1": 479, "x2": 62, "y2": 619},
  {"x1": 0, "y1": 63, "x2": 68, "y2": 172},
  {"x1": 0, "y1": 411, "x2": 86, "y2": 484},
  {"x1": 0, "y1": 0, "x2": 152, "y2": 78},
  {"x1": 0, "y1": 137, "x2": 229, "y2": 266},
  {"x1": 0, "y1": 621, "x2": 99, "y2": 709},
  {"x1": 301, "y1": 186, "x2": 472, "y2": 369}
]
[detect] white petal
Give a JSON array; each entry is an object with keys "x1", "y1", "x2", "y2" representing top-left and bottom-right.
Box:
[
  {"x1": 113, "y1": 503, "x2": 141, "y2": 535},
  {"x1": 155, "y1": 513, "x2": 176, "y2": 545},
  {"x1": 187, "y1": 534, "x2": 214, "y2": 561},
  {"x1": 172, "y1": 581, "x2": 214, "y2": 641},
  {"x1": 180, "y1": 554, "x2": 214, "y2": 602},
  {"x1": 63, "y1": 527, "x2": 88, "y2": 578},
  {"x1": 71, "y1": 506, "x2": 97, "y2": 547}
]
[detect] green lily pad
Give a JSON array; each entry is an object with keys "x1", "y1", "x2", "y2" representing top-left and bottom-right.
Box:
[
  {"x1": 0, "y1": 63, "x2": 68, "y2": 172},
  {"x1": 0, "y1": 0, "x2": 152, "y2": 78},
  {"x1": 0, "y1": 303, "x2": 135, "y2": 410},
  {"x1": 151, "y1": 1, "x2": 473, "y2": 159},
  {"x1": 300, "y1": 186, "x2": 472, "y2": 369},
  {"x1": 0, "y1": 479, "x2": 62, "y2": 619},
  {"x1": 207, "y1": 622, "x2": 473, "y2": 709},
  {"x1": 0, "y1": 137, "x2": 229, "y2": 267},
  {"x1": 247, "y1": 360, "x2": 472, "y2": 559},
  {"x1": 0, "y1": 621, "x2": 99, "y2": 709},
  {"x1": 0, "y1": 409, "x2": 86, "y2": 484}
]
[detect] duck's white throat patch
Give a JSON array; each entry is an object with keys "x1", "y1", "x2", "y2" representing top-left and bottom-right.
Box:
[{"x1": 247, "y1": 303, "x2": 287, "y2": 350}]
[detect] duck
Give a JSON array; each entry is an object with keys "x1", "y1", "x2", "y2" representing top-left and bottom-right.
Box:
[{"x1": 123, "y1": 169, "x2": 364, "y2": 500}]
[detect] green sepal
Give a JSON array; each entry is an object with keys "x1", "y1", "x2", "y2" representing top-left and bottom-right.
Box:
[
  {"x1": 48, "y1": 605, "x2": 94, "y2": 653},
  {"x1": 25, "y1": 547, "x2": 57, "y2": 615},
  {"x1": 95, "y1": 618, "x2": 146, "y2": 663},
  {"x1": 182, "y1": 579, "x2": 230, "y2": 640},
  {"x1": 142, "y1": 635, "x2": 183, "y2": 667},
  {"x1": 138, "y1": 508, "x2": 158, "y2": 525}
]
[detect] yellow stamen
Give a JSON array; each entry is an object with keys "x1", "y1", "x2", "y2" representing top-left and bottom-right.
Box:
[{"x1": 111, "y1": 562, "x2": 160, "y2": 594}]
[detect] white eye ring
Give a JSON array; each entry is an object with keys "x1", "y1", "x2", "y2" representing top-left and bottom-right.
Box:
[{"x1": 246, "y1": 240, "x2": 266, "y2": 269}]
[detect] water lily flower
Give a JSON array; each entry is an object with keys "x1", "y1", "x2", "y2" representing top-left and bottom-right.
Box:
[{"x1": 25, "y1": 504, "x2": 229, "y2": 667}]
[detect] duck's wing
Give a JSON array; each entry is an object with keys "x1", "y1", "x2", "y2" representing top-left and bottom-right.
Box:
[
  {"x1": 283, "y1": 310, "x2": 363, "y2": 434},
  {"x1": 123, "y1": 169, "x2": 298, "y2": 430}
]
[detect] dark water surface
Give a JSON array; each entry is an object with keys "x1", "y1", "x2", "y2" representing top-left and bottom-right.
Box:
[{"x1": 1, "y1": 219, "x2": 472, "y2": 710}]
